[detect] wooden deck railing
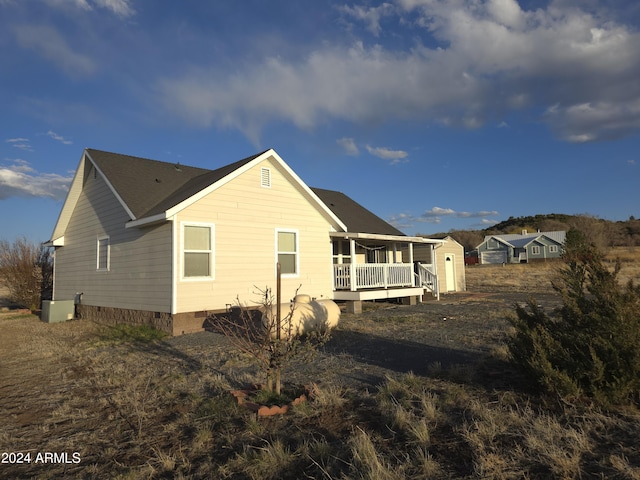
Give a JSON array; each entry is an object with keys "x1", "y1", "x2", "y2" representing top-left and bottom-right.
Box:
[
  {"x1": 333, "y1": 263, "x2": 415, "y2": 290},
  {"x1": 417, "y1": 263, "x2": 439, "y2": 299}
]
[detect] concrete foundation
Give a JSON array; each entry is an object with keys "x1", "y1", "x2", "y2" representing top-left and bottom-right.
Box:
[
  {"x1": 345, "y1": 300, "x2": 363, "y2": 314},
  {"x1": 76, "y1": 304, "x2": 211, "y2": 336},
  {"x1": 401, "y1": 296, "x2": 418, "y2": 306}
]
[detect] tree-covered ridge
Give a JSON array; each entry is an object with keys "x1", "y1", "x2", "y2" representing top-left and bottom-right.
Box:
[{"x1": 424, "y1": 214, "x2": 640, "y2": 252}]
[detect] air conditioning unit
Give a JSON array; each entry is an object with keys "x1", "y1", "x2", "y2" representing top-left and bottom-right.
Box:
[{"x1": 41, "y1": 300, "x2": 75, "y2": 323}]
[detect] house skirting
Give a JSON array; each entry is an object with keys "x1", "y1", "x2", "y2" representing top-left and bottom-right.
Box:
[
  {"x1": 77, "y1": 304, "x2": 213, "y2": 336},
  {"x1": 333, "y1": 287, "x2": 425, "y2": 302}
]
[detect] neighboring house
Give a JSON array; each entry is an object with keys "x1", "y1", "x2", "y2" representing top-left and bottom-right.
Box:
[
  {"x1": 46, "y1": 148, "x2": 444, "y2": 334},
  {"x1": 476, "y1": 230, "x2": 566, "y2": 264}
]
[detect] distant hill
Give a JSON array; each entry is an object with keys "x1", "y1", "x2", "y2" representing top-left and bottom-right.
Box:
[{"x1": 423, "y1": 213, "x2": 640, "y2": 252}]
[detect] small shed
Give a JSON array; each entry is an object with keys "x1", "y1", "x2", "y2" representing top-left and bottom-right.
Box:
[{"x1": 409, "y1": 236, "x2": 466, "y2": 294}]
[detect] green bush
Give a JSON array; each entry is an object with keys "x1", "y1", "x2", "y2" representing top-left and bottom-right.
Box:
[{"x1": 508, "y1": 229, "x2": 640, "y2": 406}]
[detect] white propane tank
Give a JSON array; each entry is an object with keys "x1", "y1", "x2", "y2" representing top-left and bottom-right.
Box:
[{"x1": 263, "y1": 294, "x2": 340, "y2": 339}]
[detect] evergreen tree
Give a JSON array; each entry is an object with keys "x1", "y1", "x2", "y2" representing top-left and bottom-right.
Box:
[{"x1": 508, "y1": 229, "x2": 640, "y2": 405}]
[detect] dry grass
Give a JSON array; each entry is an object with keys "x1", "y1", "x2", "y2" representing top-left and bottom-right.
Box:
[
  {"x1": 466, "y1": 247, "x2": 640, "y2": 293},
  {"x1": 1, "y1": 259, "x2": 640, "y2": 479}
]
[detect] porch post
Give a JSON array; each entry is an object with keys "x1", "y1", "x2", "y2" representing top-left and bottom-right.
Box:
[
  {"x1": 349, "y1": 238, "x2": 357, "y2": 291},
  {"x1": 392, "y1": 242, "x2": 397, "y2": 263},
  {"x1": 408, "y1": 243, "x2": 415, "y2": 286}
]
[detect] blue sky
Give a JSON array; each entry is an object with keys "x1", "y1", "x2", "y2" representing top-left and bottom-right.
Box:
[{"x1": 1, "y1": 0, "x2": 639, "y2": 242}]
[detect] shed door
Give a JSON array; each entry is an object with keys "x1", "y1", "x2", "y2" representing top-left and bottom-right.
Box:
[{"x1": 445, "y1": 255, "x2": 456, "y2": 291}]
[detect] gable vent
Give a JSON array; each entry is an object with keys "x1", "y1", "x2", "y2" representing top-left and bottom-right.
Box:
[{"x1": 261, "y1": 167, "x2": 271, "y2": 188}]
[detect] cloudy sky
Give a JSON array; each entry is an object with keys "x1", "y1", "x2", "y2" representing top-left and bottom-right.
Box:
[{"x1": 1, "y1": 0, "x2": 639, "y2": 242}]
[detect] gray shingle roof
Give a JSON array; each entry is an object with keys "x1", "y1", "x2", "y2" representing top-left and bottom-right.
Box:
[
  {"x1": 86, "y1": 148, "x2": 266, "y2": 219},
  {"x1": 85, "y1": 149, "x2": 398, "y2": 235},
  {"x1": 480, "y1": 231, "x2": 566, "y2": 248},
  {"x1": 311, "y1": 187, "x2": 404, "y2": 236}
]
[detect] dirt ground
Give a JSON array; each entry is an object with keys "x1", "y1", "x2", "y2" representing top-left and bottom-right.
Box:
[{"x1": 0, "y1": 267, "x2": 587, "y2": 478}]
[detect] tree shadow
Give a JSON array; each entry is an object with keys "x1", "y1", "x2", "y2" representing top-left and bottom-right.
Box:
[
  {"x1": 324, "y1": 329, "x2": 479, "y2": 376},
  {"x1": 321, "y1": 329, "x2": 528, "y2": 392}
]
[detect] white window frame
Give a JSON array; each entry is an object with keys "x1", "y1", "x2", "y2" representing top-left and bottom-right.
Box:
[
  {"x1": 181, "y1": 222, "x2": 215, "y2": 281},
  {"x1": 261, "y1": 167, "x2": 271, "y2": 188},
  {"x1": 96, "y1": 235, "x2": 110, "y2": 271},
  {"x1": 531, "y1": 245, "x2": 541, "y2": 255},
  {"x1": 549, "y1": 245, "x2": 558, "y2": 253},
  {"x1": 275, "y1": 228, "x2": 299, "y2": 277}
]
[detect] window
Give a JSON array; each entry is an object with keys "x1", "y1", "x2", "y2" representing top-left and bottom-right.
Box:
[
  {"x1": 97, "y1": 236, "x2": 110, "y2": 271},
  {"x1": 549, "y1": 245, "x2": 558, "y2": 253},
  {"x1": 276, "y1": 229, "x2": 298, "y2": 275},
  {"x1": 261, "y1": 167, "x2": 271, "y2": 188},
  {"x1": 531, "y1": 245, "x2": 541, "y2": 255},
  {"x1": 183, "y1": 224, "x2": 214, "y2": 278}
]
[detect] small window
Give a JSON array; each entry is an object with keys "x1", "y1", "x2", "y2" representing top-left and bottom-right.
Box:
[
  {"x1": 531, "y1": 245, "x2": 541, "y2": 255},
  {"x1": 183, "y1": 224, "x2": 214, "y2": 278},
  {"x1": 549, "y1": 245, "x2": 558, "y2": 253},
  {"x1": 261, "y1": 167, "x2": 271, "y2": 188},
  {"x1": 97, "y1": 236, "x2": 110, "y2": 271},
  {"x1": 276, "y1": 229, "x2": 298, "y2": 275}
]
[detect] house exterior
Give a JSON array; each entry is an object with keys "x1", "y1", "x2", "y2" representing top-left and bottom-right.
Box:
[
  {"x1": 476, "y1": 230, "x2": 566, "y2": 264},
  {"x1": 46, "y1": 148, "x2": 444, "y2": 334}
]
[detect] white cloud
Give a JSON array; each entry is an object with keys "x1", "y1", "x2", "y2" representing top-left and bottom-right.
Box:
[
  {"x1": 156, "y1": 1, "x2": 640, "y2": 143},
  {"x1": 337, "y1": 137, "x2": 359, "y2": 156},
  {"x1": 43, "y1": 0, "x2": 134, "y2": 17},
  {"x1": 339, "y1": 3, "x2": 395, "y2": 36},
  {"x1": 423, "y1": 207, "x2": 457, "y2": 217},
  {"x1": 365, "y1": 145, "x2": 408, "y2": 164},
  {"x1": 44, "y1": 0, "x2": 92, "y2": 10},
  {"x1": 0, "y1": 160, "x2": 72, "y2": 201},
  {"x1": 46, "y1": 130, "x2": 73, "y2": 145},
  {"x1": 545, "y1": 99, "x2": 640, "y2": 142},
  {"x1": 13, "y1": 24, "x2": 96, "y2": 77},
  {"x1": 389, "y1": 206, "x2": 500, "y2": 229},
  {"x1": 93, "y1": 0, "x2": 135, "y2": 17},
  {"x1": 6, "y1": 137, "x2": 33, "y2": 151}
]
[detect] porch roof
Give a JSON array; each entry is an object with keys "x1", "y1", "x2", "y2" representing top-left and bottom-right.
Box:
[{"x1": 329, "y1": 231, "x2": 445, "y2": 244}]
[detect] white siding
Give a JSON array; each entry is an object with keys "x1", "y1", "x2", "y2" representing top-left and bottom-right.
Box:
[
  {"x1": 174, "y1": 157, "x2": 335, "y2": 312},
  {"x1": 54, "y1": 164, "x2": 172, "y2": 311}
]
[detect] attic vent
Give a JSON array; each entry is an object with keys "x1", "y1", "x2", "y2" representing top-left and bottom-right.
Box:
[{"x1": 260, "y1": 167, "x2": 271, "y2": 188}]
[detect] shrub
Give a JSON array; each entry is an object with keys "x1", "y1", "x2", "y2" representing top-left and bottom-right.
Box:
[
  {"x1": 508, "y1": 229, "x2": 640, "y2": 405},
  {"x1": 0, "y1": 237, "x2": 53, "y2": 311}
]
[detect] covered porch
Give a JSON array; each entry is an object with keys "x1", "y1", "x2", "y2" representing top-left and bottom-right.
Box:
[{"x1": 330, "y1": 232, "x2": 443, "y2": 313}]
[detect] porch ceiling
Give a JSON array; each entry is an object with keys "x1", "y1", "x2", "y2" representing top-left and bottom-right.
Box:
[{"x1": 330, "y1": 231, "x2": 445, "y2": 244}]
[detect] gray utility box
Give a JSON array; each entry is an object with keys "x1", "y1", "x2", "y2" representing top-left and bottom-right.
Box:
[{"x1": 41, "y1": 300, "x2": 75, "y2": 323}]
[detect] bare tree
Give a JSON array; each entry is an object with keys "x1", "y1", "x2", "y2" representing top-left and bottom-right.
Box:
[
  {"x1": 208, "y1": 284, "x2": 329, "y2": 395},
  {"x1": 0, "y1": 237, "x2": 52, "y2": 311}
]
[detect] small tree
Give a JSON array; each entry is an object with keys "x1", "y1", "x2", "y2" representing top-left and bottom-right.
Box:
[
  {"x1": 0, "y1": 237, "x2": 53, "y2": 311},
  {"x1": 508, "y1": 229, "x2": 640, "y2": 405},
  {"x1": 209, "y1": 283, "x2": 330, "y2": 395}
]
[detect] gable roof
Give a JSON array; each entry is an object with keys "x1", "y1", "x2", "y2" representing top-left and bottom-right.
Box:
[
  {"x1": 86, "y1": 148, "x2": 263, "y2": 219},
  {"x1": 478, "y1": 231, "x2": 566, "y2": 249},
  {"x1": 49, "y1": 148, "x2": 346, "y2": 243},
  {"x1": 311, "y1": 187, "x2": 404, "y2": 236}
]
